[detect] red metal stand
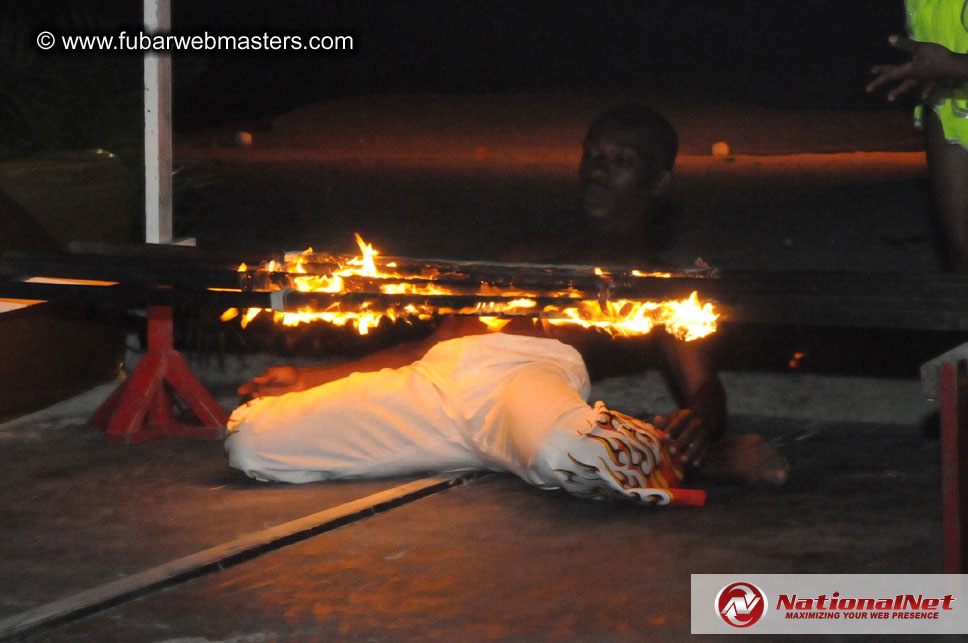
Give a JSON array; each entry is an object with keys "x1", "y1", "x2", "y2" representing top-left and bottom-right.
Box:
[
  {"x1": 939, "y1": 360, "x2": 968, "y2": 573},
  {"x1": 90, "y1": 305, "x2": 227, "y2": 443}
]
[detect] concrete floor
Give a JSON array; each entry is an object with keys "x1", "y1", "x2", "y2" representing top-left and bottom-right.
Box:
[
  {"x1": 23, "y1": 449, "x2": 944, "y2": 642},
  {"x1": 0, "y1": 359, "x2": 945, "y2": 641}
]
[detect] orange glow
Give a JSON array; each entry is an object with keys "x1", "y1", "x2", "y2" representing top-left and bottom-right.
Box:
[
  {"x1": 0, "y1": 298, "x2": 44, "y2": 313},
  {"x1": 225, "y1": 235, "x2": 718, "y2": 340},
  {"x1": 25, "y1": 277, "x2": 117, "y2": 286},
  {"x1": 1, "y1": 277, "x2": 120, "y2": 313}
]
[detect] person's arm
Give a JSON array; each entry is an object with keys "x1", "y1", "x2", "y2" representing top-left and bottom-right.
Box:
[
  {"x1": 867, "y1": 35, "x2": 968, "y2": 102},
  {"x1": 237, "y1": 316, "x2": 488, "y2": 397},
  {"x1": 653, "y1": 333, "x2": 726, "y2": 468}
]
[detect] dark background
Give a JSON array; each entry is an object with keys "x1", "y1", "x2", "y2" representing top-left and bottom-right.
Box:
[
  {"x1": 11, "y1": 0, "x2": 911, "y2": 131},
  {"x1": 177, "y1": 0, "x2": 911, "y2": 126},
  {"x1": 3, "y1": 1, "x2": 958, "y2": 379}
]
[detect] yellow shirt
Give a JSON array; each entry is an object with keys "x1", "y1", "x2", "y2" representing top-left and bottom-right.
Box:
[{"x1": 907, "y1": 0, "x2": 968, "y2": 147}]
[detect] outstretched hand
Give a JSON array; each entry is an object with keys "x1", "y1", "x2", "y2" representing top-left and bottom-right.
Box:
[
  {"x1": 237, "y1": 365, "x2": 304, "y2": 398},
  {"x1": 867, "y1": 35, "x2": 964, "y2": 101},
  {"x1": 654, "y1": 409, "x2": 712, "y2": 469}
]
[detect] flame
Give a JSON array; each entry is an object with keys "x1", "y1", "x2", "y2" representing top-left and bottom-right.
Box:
[
  {"x1": 225, "y1": 235, "x2": 718, "y2": 340},
  {"x1": 233, "y1": 238, "x2": 414, "y2": 334},
  {"x1": 631, "y1": 270, "x2": 672, "y2": 278},
  {"x1": 479, "y1": 317, "x2": 511, "y2": 332},
  {"x1": 542, "y1": 292, "x2": 716, "y2": 341},
  {"x1": 348, "y1": 233, "x2": 378, "y2": 276}
]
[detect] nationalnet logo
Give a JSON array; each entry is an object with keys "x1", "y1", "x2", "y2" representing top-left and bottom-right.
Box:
[
  {"x1": 694, "y1": 575, "x2": 968, "y2": 634},
  {"x1": 716, "y1": 582, "x2": 768, "y2": 627},
  {"x1": 776, "y1": 591, "x2": 955, "y2": 621}
]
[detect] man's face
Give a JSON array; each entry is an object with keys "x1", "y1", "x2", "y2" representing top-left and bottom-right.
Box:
[{"x1": 579, "y1": 122, "x2": 662, "y2": 234}]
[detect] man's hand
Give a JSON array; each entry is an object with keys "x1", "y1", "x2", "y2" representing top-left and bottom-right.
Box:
[
  {"x1": 867, "y1": 35, "x2": 967, "y2": 102},
  {"x1": 654, "y1": 409, "x2": 712, "y2": 469},
  {"x1": 237, "y1": 365, "x2": 304, "y2": 398}
]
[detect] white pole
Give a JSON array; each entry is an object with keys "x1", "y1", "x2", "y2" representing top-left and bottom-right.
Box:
[{"x1": 144, "y1": 0, "x2": 172, "y2": 244}]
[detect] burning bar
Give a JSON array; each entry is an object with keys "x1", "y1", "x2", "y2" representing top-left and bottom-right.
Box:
[
  {"x1": 264, "y1": 289, "x2": 718, "y2": 341},
  {"x1": 272, "y1": 251, "x2": 711, "y2": 291},
  {"x1": 4, "y1": 240, "x2": 968, "y2": 333},
  {"x1": 222, "y1": 237, "x2": 720, "y2": 339}
]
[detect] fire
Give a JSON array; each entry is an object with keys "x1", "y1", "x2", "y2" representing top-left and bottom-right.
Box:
[
  {"x1": 234, "y1": 235, "x2": 404, "y2": 334},
  {"x1": 544, "y1": 292, "x2": 717, "y2": 341},
  {"x1": 225, "y1": 235, "x2": 718, "y2": 340}
]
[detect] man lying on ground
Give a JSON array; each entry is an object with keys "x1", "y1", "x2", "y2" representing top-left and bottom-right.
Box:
[{"x1": 230, "y1": 105, "x2": 790, "y2": 502}]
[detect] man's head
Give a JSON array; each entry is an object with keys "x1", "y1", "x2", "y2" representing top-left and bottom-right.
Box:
[{"x1": 579, "y1": 104, "x2": 678, "y2": 235}]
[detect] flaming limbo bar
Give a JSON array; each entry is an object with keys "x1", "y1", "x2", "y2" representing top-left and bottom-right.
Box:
[
  {"x1": 265, "y1": 275, "x2": 968, "y2": 331},
  {"x1": 2, "y1": 247, "x2": 968, "y2": 331}
]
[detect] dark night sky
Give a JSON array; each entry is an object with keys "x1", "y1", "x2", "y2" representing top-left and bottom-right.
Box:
[{"x1": 18, "y1": 1, "x2": 911, "y2": 129}]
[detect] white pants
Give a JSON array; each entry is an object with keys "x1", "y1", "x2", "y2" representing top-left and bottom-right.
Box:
[
  {"x1": 225, "y1": 334, "x2": 594, "y2": 485},
  {"x1": 225, "y1": 333, "x2": 704, "y2": 505}
]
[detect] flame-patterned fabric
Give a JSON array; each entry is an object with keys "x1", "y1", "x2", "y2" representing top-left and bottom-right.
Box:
[{"x1": 543, "y1": 404, "x2": 706, "y2": 506}]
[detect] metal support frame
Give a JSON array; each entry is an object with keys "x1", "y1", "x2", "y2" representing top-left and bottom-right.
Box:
[
  {"x1": 939, "y1": 360, "x2": 968, "y2": 573},
  {"x1": 89, "y1": 306, "x2": 226, "y2": 443},
  {"x1": 89, "y1": 0, "x2": 228, "y2": 442}
]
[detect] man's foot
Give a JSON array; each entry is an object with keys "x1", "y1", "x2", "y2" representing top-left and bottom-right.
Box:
[{"x1": 695, "y1": 433, "x2": 790, "y2": 487}]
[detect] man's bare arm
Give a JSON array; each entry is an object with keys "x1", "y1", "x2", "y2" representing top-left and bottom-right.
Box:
[{"x1": 654, "y1": 334, "x2": 727, "y2": 468}]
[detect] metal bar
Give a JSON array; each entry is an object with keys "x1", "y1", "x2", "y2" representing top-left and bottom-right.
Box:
[
  {"x1": 4, "y1": 245, "x2": 968, "y2": 331},
  {"x1": 273, "y1": 272, "x2": 968, "y2": 331},
  {"x1": 259, "y1": 262, "x2": 968, "y2": 302},
  {"x1": 246, "y1": 271, "x2": 606, "y2": 297},
  {"x1": 9, "y1": 249, "x2": 968, "y2": 300},
  {"x1": 292, "y1": 251, "x2": 715, "y2": 277},
  {"x1": 254, "y1": 268, "x2": 968, "y2": 304},
  {"x1": 276, "y1": 290, "x2": 595, "y2": 312},
  {"x1": 3, "y1": 276, "x2": 968, "y2": 330},
  {"x1": 248, "y1": 270, "x2": 603, "y2": 294},
  {"x1": 288, "y1": 253, "x2": 714, "y2": 291}
]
